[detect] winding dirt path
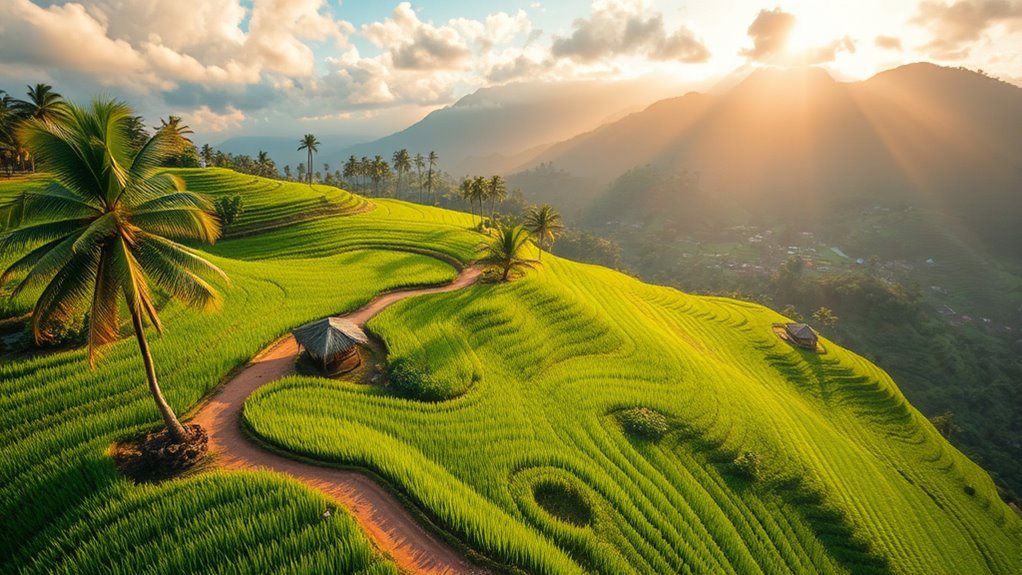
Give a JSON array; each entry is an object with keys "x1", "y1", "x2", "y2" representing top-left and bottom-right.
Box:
[{"x1": 192, "y1": 266, "x2": 484, "y2": 574}]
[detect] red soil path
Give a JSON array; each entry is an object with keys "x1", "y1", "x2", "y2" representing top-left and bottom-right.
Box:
[{"x1": 192, "y1": 266, "x2": 484, "y2": 574}]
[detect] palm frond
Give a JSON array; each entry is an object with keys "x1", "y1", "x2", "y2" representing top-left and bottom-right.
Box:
[
  {"x1": 134, "y1": 232, "x2": 229, "y2": 284},
  {"x1": 112, "y1": 235, "x2": 162, "y2": 333},
  {"x1": 129, "y1": 207, "x2": 221, "y2": 244},
  {"x1": 0, "y1": 217, "x2": 94, "y2": 256},
  {"x1": 31, "y1": 245, "x2": 100, "y2": 344},
  {"x1": 87, "y1": 244, "x2": 123, "y2": 364},
  {"x1": 1, "y1": 233, "x2": 77, "y2": 288},
  {"x1": 17, "y1": 112, "x2": 106, "y2": 206}
]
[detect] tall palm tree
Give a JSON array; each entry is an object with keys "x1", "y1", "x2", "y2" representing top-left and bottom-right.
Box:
[
  {"x1": 14, "y1": 84, "x2": 67, "y2": 172},
  {"x1": 487, "y1": 175, "x2": 507, "y2": 219},
  {"x1": 392, "y1": 149, "x2": 411, "y2": 198},
  {"x1": 477, "y1": 224, "x2": 539, "y2": 282},
  {"x1": 524, "y1": 204, "x2": 564, "y2": 261},
  {"x1": 427, "y1": 151, "x2": 438, "y2": 204},
  {"x1": 460, "y1": 178, "x2": 475, "y2": 224},
  {"x1": 471, "y1": 176, "x2": 489, "y2": 225},
  {"x1": 0, "y1": 99, "x2": 226, "y2": 444},
  {"x1": 413, "y1": 153, "x2": 425, "y2": 202},
  {"x1": 343, "y1": 155, "x2": 358, "y2": 190},
  {"x1": 298, "y1": 134, "x2": 320, "y2": 184},
  {"x1": 200, "y1": 144, "x2": 215, "y2": 167},
  {"x1": 14, "y1": 83, "x2": 66, "y2": 123}
]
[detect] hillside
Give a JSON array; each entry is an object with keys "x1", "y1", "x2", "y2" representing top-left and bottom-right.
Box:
[
  {"x1": 334, "y1": 78, "x2": 687, "y2": 175},
  {"x1": 1, "y1": 170, "x2": 1020, "y2": 573},
  {"x1": 527, "y1": 64, "x2": 1022, "y2": 251}
]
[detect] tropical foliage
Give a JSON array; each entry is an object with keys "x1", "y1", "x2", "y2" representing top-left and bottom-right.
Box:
[{"x1": 476, "y1": 224, "x2": 539, "y2": 281}]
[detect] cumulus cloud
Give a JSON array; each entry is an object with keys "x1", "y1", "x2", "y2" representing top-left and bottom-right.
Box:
[
  {"x1": 740, "y1": 8, "x2": 797, "y2": 61},
  {"x1": 183, "y1": 105, "x2": 246, "y2": 133},
  {"x1": 875, "y1": 35, "x2": 904, "y2": 51},
  {"x1": 912, "y1": 1, "x2": 1022, "y2": 59},
  {"x1": 362, "y1": 3, "x2": 473, "y2": 71},
  {"x1": 551, "y1": 0, "x2": 710, "y2": 63},
  {"x1": 740, "y1": 8, "x2": 855, "y2": 64}
]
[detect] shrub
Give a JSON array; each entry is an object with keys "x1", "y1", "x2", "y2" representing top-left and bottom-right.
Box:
[
  {"x1": 618, "y1": 407, "x2": 669, "y2": 440},
  {"x1": 533, "y1": 479, "x2": 593, "y2": 526},
  {"x1": 388, "y1": 357, "x2": 447, "y2": 402},
  {"x1": 733, "y1": 451, "x2": 762, "y2": 481},
  {"x1": 213, "y1": 195, "x2": 244, "y2": 231}
]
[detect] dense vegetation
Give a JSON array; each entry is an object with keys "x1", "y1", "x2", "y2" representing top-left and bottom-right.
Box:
[
  {"x1": 2, "y1": 168, "x2": 1020, "y2": 573},
  {"x1": 574, "y1": 164, "x2": 1022, "y2": 501}
]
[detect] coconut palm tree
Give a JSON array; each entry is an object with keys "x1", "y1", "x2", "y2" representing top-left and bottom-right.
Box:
[
  {"x1": 524, "y1": 203, "x2": 564, "y2": 261},
  {"x1": 487, "y1": 175, "x2": 507, "y2": 219},
  {"x1": 14, "y1": 83, "x2": 66, "y2": 123},
  {"x1": 460, "y1": 178, "x2": 475, "y2": 224},
  {"x1": 427, "y1": 151, "x2": 438, "y2": 204},
  {"x1": 200, "y1": 144, "x2": 215, "y2": 167},
  {"x1": 413, "y1": 153, "x2": 425, "y2": 202},
  {"x1": 298, "y1": 134, "x2": 320, "y2": 184},
  {"x1": 0, "y1": 98, "x2": 226, "y2": 444},
  {"x1": 392, "y1": 149, "x2": 411, "y2": 198},
  {"x1": 477, "y1": 224, "x2": 539, "y2": 282},
  {"x1": 471, "y1": 176, "x2": 489, "y2": 225}
]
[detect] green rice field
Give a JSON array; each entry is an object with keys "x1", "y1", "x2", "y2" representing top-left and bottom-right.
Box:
[{"x1": 2, "y1": 170, "x2": 1019, "y2": 574}]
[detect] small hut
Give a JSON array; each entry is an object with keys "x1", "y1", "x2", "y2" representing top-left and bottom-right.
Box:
[
  {"x1": 292, "y1": 317, "x2": 368, "y2": 373},
  {"x1": 784, "y1": 323, "x2": 818, "y2": 350}
]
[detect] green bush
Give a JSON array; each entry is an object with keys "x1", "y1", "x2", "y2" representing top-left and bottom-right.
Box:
[
  {"x1": 388, "y1": 357, "x2": 448, "y2": 402},
  {"x1": 617, "y1": 407, "x2": 670, "y2": 440},
  {"x1": 733, "y1": 451, "x2": 762, "y2": 481}
]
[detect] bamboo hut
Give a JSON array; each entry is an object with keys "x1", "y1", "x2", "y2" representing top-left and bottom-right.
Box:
[
  {"x1": 783, "y1": 323, "x2": 818, "y2": 350},
  {"x1": 292, "y1": 317, "x2": 368, "y2": 372}
]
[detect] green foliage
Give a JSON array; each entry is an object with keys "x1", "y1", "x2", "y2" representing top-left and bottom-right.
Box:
[
  {"x1": 3, "y1": 167, "x2": 1020, "y2": 575},
  {"x1": 387, "y1": 356, "x2": 461, "y2": 402},
  {"x1": 618, "y1": 407, "x2": 670, "y2": 440},
  {"x1": 812, "y1": 306, "x2": 839, "y2": 328},
  {"x1": 732, "y1": 451, "x2": 762, "y2": 481},
  {"x1": 533, "y1": 479, "x2": 593, "y2": 526},
  {"x1": 213, "y1": 194, "x2": 245, "y2": 231}
]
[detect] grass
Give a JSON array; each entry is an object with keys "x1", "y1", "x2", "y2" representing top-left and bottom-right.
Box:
[{"x1": 2, "y1": 169, "x2": 1020, "y2": 574}]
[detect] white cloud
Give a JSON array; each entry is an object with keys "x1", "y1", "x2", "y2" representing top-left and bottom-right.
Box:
[
  {"x1": 550, "y1": 0, "x2": 710, "y2": 64},
  {"x1": 913, "y1": 1, "x2": 1022, "y2": 59},
  {"x1": 183, "y1": 105, "x2": 246, "y2": 132}
]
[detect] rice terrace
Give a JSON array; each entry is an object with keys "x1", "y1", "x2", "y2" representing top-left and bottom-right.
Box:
[{"x1": 2, "y1": 1, "x2": 1022, "y2": 574}]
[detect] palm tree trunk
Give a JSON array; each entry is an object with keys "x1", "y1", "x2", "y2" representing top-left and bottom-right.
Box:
[{"x1": 130, "y1": 307, "x2": 188, "y2": 443}]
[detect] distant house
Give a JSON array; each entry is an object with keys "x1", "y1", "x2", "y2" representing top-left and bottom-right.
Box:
[
  {"x1": 292, "y1": 317, "x2": 368, "y2": 372},
  {"x1": 784, "y1": 323, "x2": 818, "y2": 350}
]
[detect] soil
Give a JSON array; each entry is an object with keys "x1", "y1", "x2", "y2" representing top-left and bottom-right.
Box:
[{"x1": 113, "y1": 423, "x2": 210, "y2": 483}]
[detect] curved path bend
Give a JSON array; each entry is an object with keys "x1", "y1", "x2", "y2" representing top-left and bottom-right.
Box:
[{"x1": 192, "y1": 266, "x2": 484, "y2": 574}]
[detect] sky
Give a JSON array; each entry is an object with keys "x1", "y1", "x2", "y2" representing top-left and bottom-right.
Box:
[{"x1": 1, "y1": 0, "x2": 1020, "y2": 144}]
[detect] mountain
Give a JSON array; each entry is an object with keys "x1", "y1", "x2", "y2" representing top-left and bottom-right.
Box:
[
  {"x1": 526, "y1": 64, "x2": 1022, "y2": 250},
  {"x1": 330, "y1": 78, "x2": 689, "y2": 175}
]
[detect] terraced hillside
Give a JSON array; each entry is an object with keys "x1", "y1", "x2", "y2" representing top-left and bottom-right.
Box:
[{"x1": 1, "y1": 170, "x2": 1019, "y2": 574}]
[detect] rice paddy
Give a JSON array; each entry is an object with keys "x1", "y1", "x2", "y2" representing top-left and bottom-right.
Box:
[{"x1": 2, "y1": 170, "x2": 1019, "y2": 574}]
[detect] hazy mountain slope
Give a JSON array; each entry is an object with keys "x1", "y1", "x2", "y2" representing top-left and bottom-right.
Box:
[
  {"x1": 529, "y1": 64, "x2": 1022, "y2": 249},
  {"x1": 332, "y1": 78, "x2": 687, "y2": 174}
]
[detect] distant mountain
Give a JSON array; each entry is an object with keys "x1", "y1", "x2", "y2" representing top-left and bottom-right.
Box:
[
  {"x1": 526, "y1": 63, "x2": 1022, "y2": 250},
  {"x1": 216, "y1": 134, "x2": 371, "y2": 171},
  {"x1": 329, "y1": 78, "x2": 688, "y2": 175}
]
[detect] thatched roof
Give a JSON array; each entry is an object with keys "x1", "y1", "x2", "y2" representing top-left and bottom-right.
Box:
[
  {"x1": 292, "y1": 317, "x2": 368, "y2": 362},
  {"x1": 785, "y1": 323, "x2": 817, "y2": 342}
]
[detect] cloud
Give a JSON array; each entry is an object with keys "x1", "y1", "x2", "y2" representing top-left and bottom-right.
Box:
[
  {"x1": 551, "y1": 0, "x2": 710, "y2": 64},
  {"x1": 875, "y1": 35, "x2": 904, "y2": 51},
  {"x1": 362, "y1": 3, "x2": 472, "y2": 71},
  {"x1": 740, "y1": 8, "x2": 797, "y2": 61},
  {"x1": 183, "y1": 105, "x2": 246, "y2": 133},
  {"x1": 739, "y1": 8, "x2": 855, "y2": 64},
  {"x1": 912, "y1": 1, "x2": 1022, "y2": 59}
]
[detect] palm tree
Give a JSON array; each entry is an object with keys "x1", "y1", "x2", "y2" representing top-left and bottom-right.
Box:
[
  {"x1": 0, "y1": 98, "x2": 226, "y2": 444},
  {"x1": 524, "y1": 204, "x2": 564, "y2": 261},
  {"x1": 427, "y1": 151, "x2": 438, "y2": 204},
  {"x1": 392, "y1": 149, "x2": 411, "y2": 198},
  {"x1": 14, "y1": 83, "x2": 66, "y2": 123},
  {"x1": 477, "y1": 224, "x2": 539, "y2": 282},
  {"x1": 298, "y1": 134, "x2": 320, "y2": 184},
  {"x1": 460, "y1": 178, "x2": 475, "y2": 224},
  {"x1": 414, "y1": 153, "x2": 425, "y2": 202},
  {"x1": 471, "y1": 176, "x2": 489, "y2": 225},
  {"x1": 200, "y1": 144, "x2": 215, "y2": 167},
  {"x1": 487, "y1": 175, "x2": 507, "y2": 219},
  {"x1": 14, "y1": 84, "x2": 67, "y2": 172}
]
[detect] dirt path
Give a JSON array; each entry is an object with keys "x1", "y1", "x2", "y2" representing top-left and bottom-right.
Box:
[{"x1": 192, "y1": 266, "x2": 484, "y2": 574}]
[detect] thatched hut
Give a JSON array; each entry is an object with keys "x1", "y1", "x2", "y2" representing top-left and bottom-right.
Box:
[
  {"x1": 784, "y1": 323, "x2": 818, "y2": 350},
  {"x1": 292, "y1": 317, "x2": 368, "y2": 372}
]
